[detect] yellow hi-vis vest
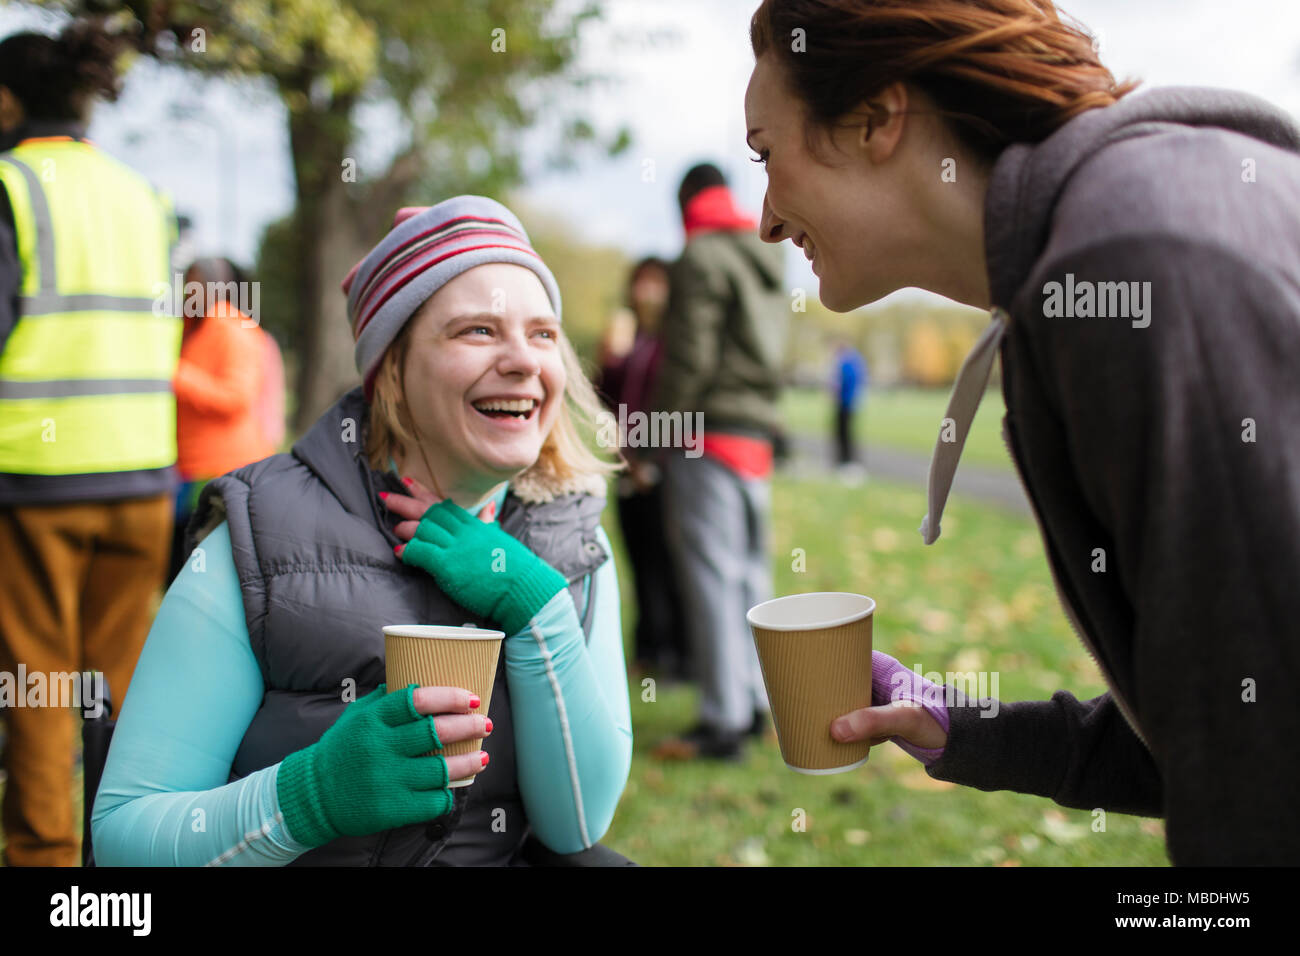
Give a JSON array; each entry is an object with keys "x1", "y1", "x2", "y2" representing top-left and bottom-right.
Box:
[{"x1": 0, "y1": 137, "x2": 179, "y2": 477}]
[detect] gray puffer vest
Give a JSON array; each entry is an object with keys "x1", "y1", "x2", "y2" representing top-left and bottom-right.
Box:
[{"x1": 191, "y1": 388, "x2": 610, "y2": 866}]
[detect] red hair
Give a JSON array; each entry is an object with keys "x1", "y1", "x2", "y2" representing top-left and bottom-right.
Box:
[{"x1": 750, "y1": 0, "x2": 1139, "y2": 160}]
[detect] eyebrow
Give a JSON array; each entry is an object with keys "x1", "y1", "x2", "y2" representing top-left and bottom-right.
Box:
[{"x1": 450, "y1": 312, "x2": 558, "y2": 324}]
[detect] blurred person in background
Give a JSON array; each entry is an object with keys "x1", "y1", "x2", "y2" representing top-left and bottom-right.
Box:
[
  {"x1": 595, "y1": 256, "x2": 689, "y2": 682},
  {"x1": 830, "y1": 337, "x2": 867, "y2": 478},
  {"x1": 168, "y1": 256, "x2": 276, "y2": 581},
  {"x1": 0, "y1": 20, "x2": 178, "y2": 866},
  {"x1": 651, "y1": 162, "x2": 790, "y2": 761}
]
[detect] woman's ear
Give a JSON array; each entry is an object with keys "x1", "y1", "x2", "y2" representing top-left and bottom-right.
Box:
[{"x1": 858, "y1": 81, "x2": 909, "y2": 163}]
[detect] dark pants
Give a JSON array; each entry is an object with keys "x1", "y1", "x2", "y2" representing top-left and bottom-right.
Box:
[
  {"x1": 615, "y1": 484, "x2": 689, "y2": 678},
  {"x1": 834, "y1": 402, "x2": 858, "y2": 465}
]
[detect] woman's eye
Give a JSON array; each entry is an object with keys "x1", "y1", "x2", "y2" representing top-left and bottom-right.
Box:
[
  {"x1": 750, "y1": 149, "x2": 769, "y2": 167},
  {"x1": 535, "y1": 328, "x2": 557, "y2": 340},
  {"x1": 464, "y1": 326, "x2": 492, "y2": 336}
]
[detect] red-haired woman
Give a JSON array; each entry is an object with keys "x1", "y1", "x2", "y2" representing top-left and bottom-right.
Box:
[{"x1": 744, "y1": 0, "x2": 1300, "y2": 865}]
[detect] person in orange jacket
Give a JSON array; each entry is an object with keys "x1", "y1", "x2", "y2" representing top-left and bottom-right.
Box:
[{"x1": 169, "y1": 257, "x2": 277, "y2": 579}]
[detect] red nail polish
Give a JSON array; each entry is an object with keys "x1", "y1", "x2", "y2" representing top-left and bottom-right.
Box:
[
  {"x1": 469, "y1": 694, "x2": 481, "y2": 709},
  {"x1": 393, "y1": 544, "x2": 402, "y2": 556},
  {"x1": 403, "y1": 477, "x2": 413, "y2": 486},
  {"x1": 481, "y1": 751, "x2": 490, "y2": 768},
  {"x1": 485, "y1": 718, "x2": 494, "y2": 734}
]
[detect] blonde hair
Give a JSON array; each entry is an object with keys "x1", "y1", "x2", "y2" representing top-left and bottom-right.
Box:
[{"x1": 365, "y1": 320, "x2": 625, "y2": 497}]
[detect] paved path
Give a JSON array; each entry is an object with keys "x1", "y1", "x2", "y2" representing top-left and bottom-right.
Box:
[{"x1": 782, "y1": 433, "x2": 1031, "y2": 516}]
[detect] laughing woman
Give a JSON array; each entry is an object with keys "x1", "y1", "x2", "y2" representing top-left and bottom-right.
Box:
[
  {"x1": 743, "y1": 0, "x2": 1300, "y2": 864},
  {"x1": 92, "y1": 196, "x2": 634, "y2": 866}
]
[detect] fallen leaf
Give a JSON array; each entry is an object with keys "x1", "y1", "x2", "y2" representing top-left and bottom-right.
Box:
[
  {"x1": 978, "y1": 601, "x2": 1012, "y2": 630},
  {"x1": 949, "y1": 647, "x2": 986, "y2": 673},
  {"x1": 1039, "y1": 813, "x2": 1088, "y2": 844},
  {"x1": 733, "y1": 838, "x2": 770, "y2": 867},
  {"x1": 1140, "y1": 819, "x2": 1165, "y2": 837},
  {"x1": 919, "y1": 609, "x2": 953, "y2": 634},
  {"x1": 972, "y1": 845, "x2": 1006, "y2": 864},
  {"x1": 871, "y1": 527, "x2": 900, "y2": 552},
  {"x1": 893, "y1": 633, "x2": 921, "y2": 656},
  {"x1": 900, "y1": 769, "x2": 957, "y2": 791}
]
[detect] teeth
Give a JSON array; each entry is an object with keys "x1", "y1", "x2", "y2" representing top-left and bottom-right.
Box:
[{"x1": 473, "y1": 398, "x2": 536, "y2": 413}]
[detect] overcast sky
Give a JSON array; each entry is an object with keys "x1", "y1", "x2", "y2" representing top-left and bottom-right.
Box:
[{"x1": 4, "y1": 0, "x2": 1299, "y2": 307}]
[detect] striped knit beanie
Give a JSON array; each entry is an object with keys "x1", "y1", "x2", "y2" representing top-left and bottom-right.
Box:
[{"x1": 341, "y1": 195, "x2": 562, "y2": 400}]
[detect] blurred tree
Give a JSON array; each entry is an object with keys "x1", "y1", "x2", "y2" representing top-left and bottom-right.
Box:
[
  {"x1": 23, "y1": 0, "x2": 629, "y2": 430},
  {"x1": 902, "y1": 319, "x2": 951, "y2": 387},
  {"x1": 507, "y1": 195, "x2": 630, "y2": 362}
]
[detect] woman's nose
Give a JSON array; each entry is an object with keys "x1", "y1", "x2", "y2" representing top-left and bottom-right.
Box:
[
  {"x1": 759, "y1": 194, "x2": 785, "y2": 243},
  {"x1": 496, "y1": 331, "x2": 542, "y2": 375}
]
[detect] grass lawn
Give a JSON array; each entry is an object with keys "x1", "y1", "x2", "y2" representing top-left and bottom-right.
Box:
[
  {"x1": 780, "y1": 385, "x2": 1014, "y2": 472},
  {"x1": 599, "y1": 470, "x2": 1168, "y2": 866}
]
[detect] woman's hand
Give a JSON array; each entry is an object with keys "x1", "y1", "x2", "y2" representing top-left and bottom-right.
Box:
[
  {"x1": 380, "y1": 476, "x2": 496, "y2": 542},
  {"x1": 276, "y1": 683, "x2": 492, "y2": 849},
  {"x1": 380, "y1": 475, "x2": 568, "y2": 636},
  {"x1": 829, "y1": 650, "x2": 950, "y2": 764}
]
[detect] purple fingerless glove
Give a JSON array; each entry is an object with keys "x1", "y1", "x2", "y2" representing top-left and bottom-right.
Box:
[{"x1": 870, "y1": 650, "x2": 951, "y2": 766}]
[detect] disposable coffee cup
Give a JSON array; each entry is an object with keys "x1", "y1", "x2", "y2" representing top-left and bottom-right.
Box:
[
  {"x1": 383, "y1": 624, "x2": 503, "y2": 787},
  {"x1": 746, "y1": 592, "x2": 876, "y2": 775}
]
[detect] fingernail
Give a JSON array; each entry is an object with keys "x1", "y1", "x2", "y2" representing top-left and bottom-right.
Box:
[
  {"x1": 379, "y1": 491, "x2": 388, "y2": 500},
  {"x1": 393, "y1": 544, "x2": 403, "y2": 557},
  {"x1": 484, "y1": 717, "x2": 494, "y2": 734},
  {"x1": 403, "y1": 477, "x2": 413, "y2": 486},
  {"x1": 469, "y1": 694, "x2": 481, "y2": 709},
  {"x1": 480, "y1": 751, "x2": 490, "y2": 768}
]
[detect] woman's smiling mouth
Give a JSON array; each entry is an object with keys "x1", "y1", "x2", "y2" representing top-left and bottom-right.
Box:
[
  {"x1": 797, "y1": 232, "x2": 820, "y2": 273},
  {"x1": 470, "y1": 396, "x2": 541, "y2": 429}
]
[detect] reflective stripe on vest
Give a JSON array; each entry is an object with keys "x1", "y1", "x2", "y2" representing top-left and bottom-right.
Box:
[{"x1": 0, "y1": 140, "x2": 179, "y2": 475}]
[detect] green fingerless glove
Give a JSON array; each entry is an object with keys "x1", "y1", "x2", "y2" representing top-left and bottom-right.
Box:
[
  {"x1": 276, "y1": 684, "x2": 453, "y2": 849},
  {"x1": 399, "y1": 499, "x2": 568, "y2": 635}
]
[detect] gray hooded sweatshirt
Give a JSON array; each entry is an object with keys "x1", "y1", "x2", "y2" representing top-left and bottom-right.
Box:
[{"x1": 923, "y1": 87, "x2": 1300, "y2": 866}]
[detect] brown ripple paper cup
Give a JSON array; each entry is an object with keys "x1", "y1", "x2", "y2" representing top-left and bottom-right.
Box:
[
  {"x1": 747, "y1": 592, "x2": 875, "y2": 775},
  {"x1": 383, "y1": 624, "x2": 503, "y2": 787}
]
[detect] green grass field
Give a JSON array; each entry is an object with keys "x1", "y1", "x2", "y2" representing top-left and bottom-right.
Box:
[
  {"x1": 780, "y1": 385, "x2": 1014, "y2": 471},
  {"x1": 599, "y1": 471, "x2": 1168, "y2": 866}
]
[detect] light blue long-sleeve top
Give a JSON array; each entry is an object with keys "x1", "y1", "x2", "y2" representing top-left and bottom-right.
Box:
[{"x1": 91, "y1": 485, "x2": 632, "y2": 865}]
